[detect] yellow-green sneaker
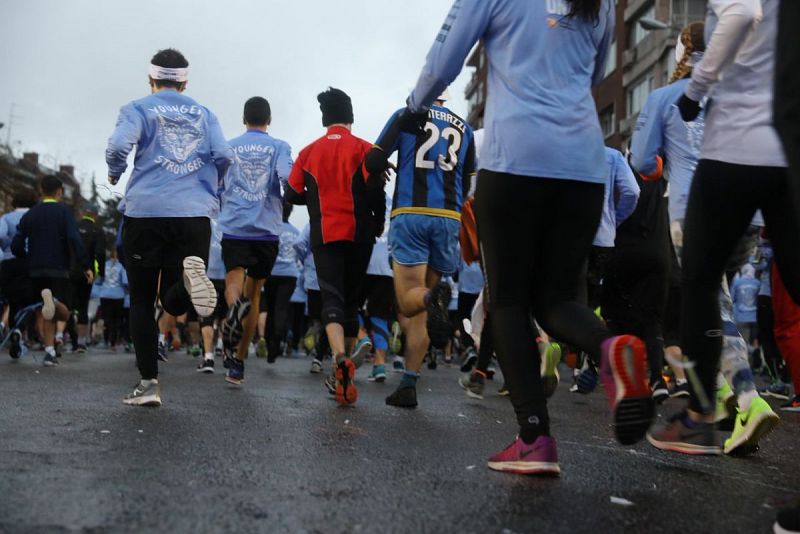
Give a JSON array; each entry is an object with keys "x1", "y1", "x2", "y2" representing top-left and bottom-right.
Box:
[
  {"x1": 540, "y1": 342, "x2": 562, "y2": 399},
  {"x1": 723, "y1": 396, "x2": 780, "y2": 455},
  {"x1": 714, "y1": 381, "x2": 736, "y2": 423}
]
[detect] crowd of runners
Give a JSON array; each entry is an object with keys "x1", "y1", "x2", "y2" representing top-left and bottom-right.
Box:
[{"x1": 2, "y1": 0, "x2": 800, "y2": 530}]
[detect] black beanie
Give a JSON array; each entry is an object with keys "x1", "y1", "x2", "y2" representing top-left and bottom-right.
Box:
[{"x1": 318, "y1": 87, "x2": 354, "y2": 127}]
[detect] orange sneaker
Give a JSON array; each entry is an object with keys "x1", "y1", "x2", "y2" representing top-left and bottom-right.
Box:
[{"x1": 335, "y1": 357, "x2": 358, "y2": 405}]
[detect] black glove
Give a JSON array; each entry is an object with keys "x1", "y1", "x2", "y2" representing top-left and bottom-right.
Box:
[
  {"x1": 397, "y1": 102, "x2": 428, "y2": 135},
  {"x1": 676, "y1": 94, "x2": 701, "y2": 122}
]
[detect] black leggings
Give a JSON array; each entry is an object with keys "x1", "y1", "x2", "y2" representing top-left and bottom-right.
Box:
[
  {"x1": 681, "y1": 160, "x2": 800, "y2": 413},
  {"x1": 101, "y1": 298, "x2": 124, "y2": 346},
  {"x1": 312, "y1": 241, "x2": 373, "y2": 338},
  {"x1": 265, "y1": 276, "x2": 297, "y2": 358},
  {"x1": 476, "y1": 314, "x2": 494, "y2": 374},
  {"x1": 457, "y1": 292, "x2": 479, "y2": 349},
  {"x1": 476, "y1": 171, "x2": 611, "y2": 431},
  {"x1": 307, "y1": 290, "x2": 330, "y2": 358}
]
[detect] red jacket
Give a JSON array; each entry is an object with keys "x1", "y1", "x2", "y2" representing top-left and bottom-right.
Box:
[{"x1": 287, "y1": 126, "x2": 383, "y2": 247}]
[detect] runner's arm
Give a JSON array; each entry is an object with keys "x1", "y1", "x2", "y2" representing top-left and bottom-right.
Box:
[
  {"x1": 106, "y1": 103, "x2": 143, "y2": 181},
  {"x1": 285, "y1": 150, "x2": 307, "y2": 205},
  {"x1": 630, "y1": 91, "x2": 666, "y2": 178},
  {"x1": 10, "y1": 212, "x2": 28, "y2": 259},
  {"x1": 613, "y1": 150, "x2": 640, "y2": 225}
]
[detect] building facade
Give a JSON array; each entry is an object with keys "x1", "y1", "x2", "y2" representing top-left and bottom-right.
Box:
[
  {"x1": 0, "y1": 146, "x2": 85, "y2": 213},
  {"x1": 464, "y1": 0, "x2": 708, "y2": 149}
]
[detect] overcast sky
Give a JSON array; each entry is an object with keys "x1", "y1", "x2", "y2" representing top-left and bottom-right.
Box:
[{"x1": 0, "y1": 0, "x2": 473, "y2": 228}]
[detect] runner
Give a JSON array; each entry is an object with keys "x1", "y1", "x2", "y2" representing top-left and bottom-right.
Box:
[
  {"x1": 365, "y1": 90, "x2": 475, "y2": 408},
  {"x1": 71, "y1": 204, "x2": 106, "y2": 353},
  {"x1": 11, "y1": 175, "x2": 93, "y2": 367},
  {"x1": 197, "y1": 218, "x2": 226, "y2": 373},
  {"x1": 218, "y1": 96, "x2": 293, "y2": 385},
  {"x1": 106, "y1": 48, "x2": 231, "y2": 406},
  {"x1": 646, "y1": 0, "x2": 795, "y2": 455},
  {"x1": 361, "y1": 227, "x2": 394, "y2": 383},
  {"x1": 285, "y1": 87, "x2": 385, "y2": 405},
  {"x1": 402, "y1": 0, "x2": 653, "y2": 475},
  {"x1": 294, "y1": 223, "x2": 328, "y2": 373},
  {"x1": 97, "y1": 248, "x2": 127, "y2": 352}
]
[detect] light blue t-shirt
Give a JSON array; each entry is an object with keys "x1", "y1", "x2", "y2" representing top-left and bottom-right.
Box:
[
  {"x1": 409, "y1": 0, "x2": 614, "y2": 183},
  {"x1": 219, "y1": 130, "x2": 293, "y2": 240},
  {"x1": 731, "y1": 275, "x2": 759, "y2": 324},
  {"x1": 106, "y1": 89, "x2": 234, "y2": 218},
  {"x1": 207, "y1": 219, "x2": 226, "y2": 281},
  {"x1": 0, "y1": 208, "x2": 29, "y2": 260},
  {"x1": 290, "y1": 271, "x2": 307, "y2": 304},
  {"x1": 458, "y1": 259, "x2": 484, "y2": 295},
  {"x1": 293, "y1": 224, "x2": 319, "y2": 291},
  {"x1": 367, "y1": 237, "x2": 393, "y2": 278},
  {"x1": 98, "y1": 260, "x2": 127, "y2": 300},
  {"x1": 593, "y1": 147, "x2": 640, "y2": 247},
  {"x1": 271, "y1": 222, "x2": 300, "y2": 278}
]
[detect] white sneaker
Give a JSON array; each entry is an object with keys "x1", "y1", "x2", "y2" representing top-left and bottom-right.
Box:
[
  {"x1": 41, "y1": 289, "x2": 55, "y2": 320},
  {"x1": 182, "y1": 256, "x2": 216, "y2": 318},
  {"x1": 123, "y1": 379, "x2": 161, "y2": 407}
]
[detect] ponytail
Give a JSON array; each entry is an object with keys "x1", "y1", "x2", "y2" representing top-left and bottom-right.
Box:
[
  {"x1": 669, "y1": 22, "x2": 706, "y2": 84},
  {"x1": 567, "y1": 0, "x2": 602, "y2": 22}
]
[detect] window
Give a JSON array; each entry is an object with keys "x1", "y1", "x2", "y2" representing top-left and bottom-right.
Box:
[
  {"x1": 604, "y1": 39, "x2": 617, "y2": 78},
  {"x1": 629, "y1": 4, "x2": 655, "y2": 48},
  {"x1": 627, "y1": 74, "x2": 654, "y2": 116},
  {"x1": 599, "y1": 105, "x2": 616, "y2": 138}
]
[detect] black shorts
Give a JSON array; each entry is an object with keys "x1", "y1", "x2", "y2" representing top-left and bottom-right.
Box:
[
  {"x1": 123, "y1": 216, "x2": 211, "y2": 269},
  {"x1": 30, "y1": 276, "x2": 69, "y2": 305},
  {"x1": 361, "y1": 275, "x2": 395, "y2": 319},
  {"x1": 221, "y1": 239, "x2": 278, "y2": 280}
]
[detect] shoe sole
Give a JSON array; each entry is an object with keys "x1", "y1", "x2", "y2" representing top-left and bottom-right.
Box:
[
  {"x1": 426, "y1": 285, "x2": 451, "y2": 349},
  {"x1": 652, "y1": 388, "x2": 670, "y2": 405},
  {"x1": 607, "y1": 336, "x2": 655, "y2": 445},
  {"x1": 335, "y1": 359, "x2": 358, "y2": 405},
  {"x1": 780, "y1": 405, "x2": 800, "y2": 412},
  {"x1": 183, "y1": 256, "x2": 217, "y2": 318},
  {"x1": 310, "y1": 366, "x2": 322, "y2": 374},
  {"x1": 196, "y1": 367, "x2": 215, "y2": 374},
  {"x1": 350, "y1": 339, "x2": 372, "y2": 369},
  {"x1": 225, "y1": 375, "x2": 243, "y2": 385},
  {"x1": 487, "y1": 461, "x2": 561, "y2": 476},
  {"x1": 123, "y1": 395, "x2": 162, "y2": 407},
  {"x1": 645, "y1": 433, "x2": 722, "y2": 455},
  {"x1": 41, "y1": 289, "x2": 55, "y2": 321},
  {"x1": 368, "y1": 374, "x2": 387, "y2": 383},
  {"x1": 723, "y1": 410, "x2": 780, "y2": 455},
  {"x1": 670, "y1": 391, "x2": 691, "y2": 398},
  {"x1": 43, "y1": 359, "x2": 57, "y2": 367},
  {"x1": 459, "y1": 376, "x2": 485, "y2": 399}
]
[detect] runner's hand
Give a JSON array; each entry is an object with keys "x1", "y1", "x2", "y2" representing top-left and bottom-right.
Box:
[
  {"x1": 397, "y1": 106, "x2": 428, "y2": 135},
  {"x1": 108, "y1": 175, "x2": 119, "y2": 185},
  {"x1": 676, "y1": 94, "x2": 701, "y2": 122},
  {"x1": 85, "y1": 270, "x2": 94, "y2": 284}
]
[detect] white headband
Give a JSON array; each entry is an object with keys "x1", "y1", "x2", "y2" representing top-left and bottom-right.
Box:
[{"x1": 149, "y1": 64, "x2": 188, "y2": 82}]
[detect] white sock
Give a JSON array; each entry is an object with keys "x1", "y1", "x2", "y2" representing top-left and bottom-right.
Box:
[
  {"x1": 204, "y1": 352, "x2": 214, "y2": 361},
  {"x1": 676, "y1": 378, "x2": 688, "y2": 386},
  {"x1": 738, "y1": 389, "x2": 757, "y2": 412},
  {"x1": 158, "y1": 333, "x2": 166, "y2": 344},
  {"x1": 55, "y1": 332, "x2": 63, "y2": 341},
  {"x1": 45, "y1": 346, "x2": 56, "y2": 356},
  {"x1": 141, "y1": 378, "x2": 158, "y2": 386}
]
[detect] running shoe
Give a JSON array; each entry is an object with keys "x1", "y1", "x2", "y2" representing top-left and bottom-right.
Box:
[
  {"x1": 9, "y1": 329, "x2": 21, "y2": 359},
  {"x1": 575, "y1": 364, "x2": 599, "y2": 394},
  {"x1": 487, "y1": 435, "x2": 560, "y2": 476},
  {"x1": 541, "y1": 342, "x2": 561, "y2": 399},
  {"x1": 386, "y1": 385, "x2": 418, "y2": 408},
  {"x1": 123, "y1": 380, "x2": 161, "y2": 407},
  {"x1": 368, "y1": 364, "x2": 387, "y2": 383},
  {"x1": 774, "y1": 502, "x2": 800, "y2": 534},
  {"x1": 724, "y1": 396, "x2": 780, "y2": 455},
  {"x1": 255, "y1": 337, "x2": 267, "y2": 359},
  {"x1": 762, "y1": 380, "x2": 791, "y2": 401},
  {"x1": 459, "y1": 370, "x2": 486, "y2": 399},
  {"x1": 646, "y1": 412, "x2": 721, "y2": 455},
  {"x1": 714, "y1": 381, "x2": 737, "y2": 423},
  {"x1": 392, "y1": 356, "x2": 405, "y2": 373},
  {"x1": 182, "y1": 256, "x2": 217, "y2": 317},
  {"x1": 600, "y1": 335, "x2": 654, "y2": 445},
  {"x1": 426, "y1": 282, "x2": 452, "y2": 349},
  {"x1": 189, "y1": 344, "x2": 202, "y2": 358},
  {"x1": 157, "y1": 341, "x2": 169, "y2": 363},
  {"x1": 427, "y1": 349, "x2": 439, "y2": 370},
  {"x1": 498, "y1": 383, "x2": 510, "y2": 396},
  {"x1": 324, "y1": 373, "x2": 337, "y2": 395},
  {"x1": 76, "y1": 343, "x2": 87, "y2": 354},
  {"x1": 303, "y1": 330, "x2": 317, "y2": 354},
  {"x1": 43, "y1": 351, "x2": 58, "y2": 367},
  {"x1": 310, "y1": 358, "x2": 323, "y2": 374},
  {"x1": 670, "y1": 381, "x2": 691, "y2": 398},
  {"x1": 222, "y1": 297, "x2": 251, "y2": 352},
  {"x1": 780, "y1": 395, "x2": 800, "y2": 413},
  {"x1": 225, "y1": 357, "x2": 244, "y2": 385},
  {"x1": 350, "y1": 336, "x2": 372, "y2": 370},
  {"x1": 650, "y1": 379, "x2": 670, "y2": 405},
  {"x1": 335, "y1": 357, "x2": 358, "y2": 405},
  {"x1": 486, "y1": 367, "x2": 496, "y2": 380},
  {"x1": 460, "y1": 346, "x2": 478, "y2": 373},
  {"x1": 40, "y1": 289, "x2": 56, "y2": 320},
  {"x1": 196, "y1": 358, "x2": 214, "y2": 374}
]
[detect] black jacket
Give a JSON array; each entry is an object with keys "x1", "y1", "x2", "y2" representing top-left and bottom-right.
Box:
[{"x1": 71, "y1": 217, "x2": 106, "y2": 278}]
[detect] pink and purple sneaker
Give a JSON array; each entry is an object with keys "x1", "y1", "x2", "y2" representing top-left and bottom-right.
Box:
[
  {"x1": 600, "y1": 335, "x2": 654, "y2": 445},
  {"x1": 487, "y1": 435, "x2": 560, "y2": 476}
]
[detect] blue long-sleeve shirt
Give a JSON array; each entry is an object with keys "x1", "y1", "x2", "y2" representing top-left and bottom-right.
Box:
[
  {"x1": 106, "y1": 89, "x2": 234, "y2": 218},
  {"x1": 219, "y1": 130, "x2": 293, "y2": 240},
  {"x1": 293, "y1": 224, "x2": 319, "y2": 291},
  {"x1": 271, "y1": 222, "x2": 300, "y2": 278},
  {"x1": 409, "y1": 0, "x2": 614, "y2": 183},
  {"x1": 11, "y1": 200, "x2": 89, "y2": 277},
  {"x1": 631, "y1": 78, "x2": 702, "y2": 224},
  {"x1": 593, "y1": 148, "x2": 640, "y2": 247},
  {"x1": 98, "y1": 260, "x2": 128, "y2": 300},
  {"x1": 0, "y1": 208, "x2": 29, "y2": 260}
]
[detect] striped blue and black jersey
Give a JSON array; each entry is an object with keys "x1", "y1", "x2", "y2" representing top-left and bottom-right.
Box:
[{"x1": 373, "y1": 104, "x2": 476, "y2": 221}]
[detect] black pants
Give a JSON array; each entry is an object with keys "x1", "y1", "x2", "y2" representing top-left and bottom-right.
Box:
[
  {"x1": 307, "y1": 289, "x2": 330, "y2": 358},
  {"x1": 476, "y1": 171, "x2": 610, "y2": 431},
  {"x1": 457, "y1": 292, "x2": 479, "y2": 349},
  {"x1": 290, "y1": 302, "x2": 307, "y2": 350},
  {"x1": 602, "y1": 244, "x2": 669, "y2": 384},
  {"x1": 681, "y1": 160, "x2": 800, "y2": 413},
  {"x1": 71, "y1": 278, "x2": 92, "y2": 325},
  {"x1": 123, "y1": 216, "x2": 211, "y2": 380},
  {"x1": 0, "y1": 257, "x2": 33, "y2": 327},
  {"x1": 265, "y1": 276, "x2": 297, "y2": 358},
  {"x1": 476, "y1": 313, "x2": 494, "y2": 373},
  {"x1": 312, "y1": 241, "x2": 373, "y2": 339},
  {"x1": 101, "y1": 298, "x2": 124, "y2": 346}
]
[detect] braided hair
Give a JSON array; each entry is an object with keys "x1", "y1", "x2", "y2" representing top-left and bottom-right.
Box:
[{"x1": 669, "y1": 22, "x2": 706, "y2": 84}]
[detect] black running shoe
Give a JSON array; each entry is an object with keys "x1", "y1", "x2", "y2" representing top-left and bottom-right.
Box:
[
  {"x1": 196, "y1": 358, "x2": 214, "y2": 374},
  {"x1": 157, "y1": 341, "x2": 169, "y2": 363},
  {"x1": 426, "y1": 282, "x2": 452, "y2": 349},
  {"x1": 9, "y1": 329, "x2": 21, "y2": 359},
  {"x1": 222, "y1": 298, "x2": 251, "y2": 352},
  {"x1": 386, "y1": 385, "x2": 418, "y2": 408}
]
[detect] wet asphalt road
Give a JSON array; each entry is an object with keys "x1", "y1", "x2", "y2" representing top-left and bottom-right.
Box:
[{"x1": 0, "y1": 347, "x2": 798, "y2": 534}]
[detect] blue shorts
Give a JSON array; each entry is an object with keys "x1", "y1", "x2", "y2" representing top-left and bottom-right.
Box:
[{"x1": 388, "y1": 214, "x2": 460, "y2": 275}]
